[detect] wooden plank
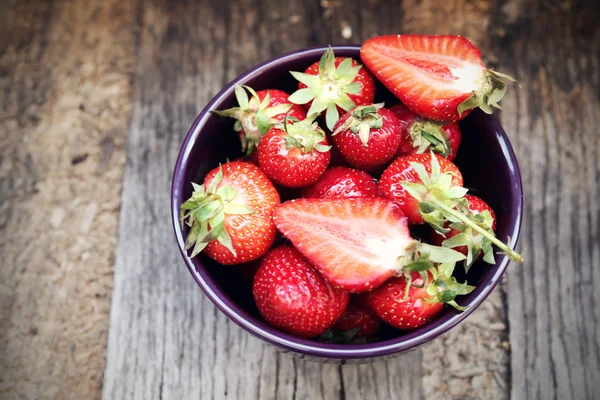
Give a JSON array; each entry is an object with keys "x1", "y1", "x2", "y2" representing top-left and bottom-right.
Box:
[
  {"x1": 0, "y1": 0, "x2": 137, "y2": 399},
  {"x1": 488, "y1": 1, "x2": 600, "y2": 399}
]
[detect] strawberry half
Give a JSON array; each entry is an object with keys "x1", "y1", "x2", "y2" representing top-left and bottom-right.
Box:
[
  {"x1": 213, "y1": 86, "x2": 306, "y2": 155},
  {"x1": 180, "y1": 161, "x2": 280, "y2": 265},
  {"x1": 361, "y1": 35, "x2": 518, "y2": 121},
  {"x1": 253, "y1": 245, "x2": 349, "y2": 338},
  {"x1": 289, "y1": 47, "x2": 376, "y2": 131},
  {"x1": 273, "y1": 197, "x2": 465, "y2": 293}
]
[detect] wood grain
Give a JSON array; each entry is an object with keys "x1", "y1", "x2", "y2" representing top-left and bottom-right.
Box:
[
  {"x1": 489, "y1": 1, "x2": 600, "y2": 399},
  {"x1": 0, "y1": 0, "x2": 136, "y2": 399}
]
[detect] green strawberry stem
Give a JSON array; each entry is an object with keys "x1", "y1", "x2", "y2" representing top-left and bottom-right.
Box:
[{"x1": 433, "y1": 200, "x2": 523, "y2": 263}]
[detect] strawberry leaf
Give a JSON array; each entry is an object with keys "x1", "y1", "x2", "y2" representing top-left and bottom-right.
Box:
[{"x1": 288, "y1": 88, "x2": 317, "y2": 104}]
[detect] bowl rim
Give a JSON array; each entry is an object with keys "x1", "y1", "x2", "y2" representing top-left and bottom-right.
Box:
[{"x1": 171, "y1": 45, "x2": 523, "y2": 359}]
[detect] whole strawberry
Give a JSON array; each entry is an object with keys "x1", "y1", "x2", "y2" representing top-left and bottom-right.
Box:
[
  {"x1": 257, "y1": 115, "x2": 331, "y2": 188},
  {"x1": 289, "y1": 47, "x2": 376, "y2": 130},
  {"x1": 379, "y1": 153, "x2": 464, "y2": 226},
  {"x1": 361, "y1": 35, "x2": 518, "y2": 121},
  {"x1": 389, "y1": 103, "x2": 462, "y2": 161},
  {"x1": 180, "y1": 161, "x2": 280, "y2": 264},
  {"x1": 301, "y1": 166, "x2": 378, "y2": 199},
  {"x1": 213, "y1": 86, "x2": 306, "y2": 155},
  {"x1": 253, "y1": 245, "x2": 349, "y2": 338},
  {"x1": 332, "y1": 104, "x2": 402, "y2": 172},
  {"x1": 380, "y1": 154, "x2": 523, "y2": 263},
  {"x1": 333, "y1": 302, "x2": 381, "y2": 337},
  {"x1": 365, "y1": 268, "x2": 474, "y2": 330},
  {"x1": 430, "y1": 195, "x2": 497, "y2": 270}
]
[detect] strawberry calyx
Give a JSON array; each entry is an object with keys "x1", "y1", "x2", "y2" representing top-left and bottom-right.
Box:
[
  {"x1": 279, "y1": 114, "x2": 331, "y2": 154},
  {"x1": 401, "y1": 154, "x2": 468, "y2": 232},
  {"x1": 180, "y1": 167, "x2": 254, "y2": 258},
  {"x1": 442, "y1": 204, "x2": 496, "y2": 271},
  {"x1": 333, "y1": 103, "x2": 384, "y2": 147},
  {"x1": 409, "y1": 120, "x2": 452, "y2": 158},
  {"x1": 213, "y1": 85, "x2": 293, "y2": 155},
  {"x1": 423, "y1": 264, "x2": 475, "y2": 311},
  {"x1": 402, "y1": 154, "x2": 524, "y2": 263},
  {"x1": 289, "y1": 47, "x2": 363, "y2": 130},
  {"x1": 457, "y1": 69, "x2": 520, "y2": 117}
]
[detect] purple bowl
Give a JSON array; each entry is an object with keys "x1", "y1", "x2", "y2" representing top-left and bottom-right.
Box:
[{"x1": 171, "y1": 46, "x2": 523, "y2": 362}]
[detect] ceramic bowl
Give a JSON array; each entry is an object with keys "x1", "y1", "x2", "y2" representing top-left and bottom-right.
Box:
[{"x1": 171, "y1": 45, "x2": 523, "y2": 362}]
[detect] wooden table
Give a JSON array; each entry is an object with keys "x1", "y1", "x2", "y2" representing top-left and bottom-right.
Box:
[{"x1": 1, "y1": 1, "x2": 598, "y2": 399}]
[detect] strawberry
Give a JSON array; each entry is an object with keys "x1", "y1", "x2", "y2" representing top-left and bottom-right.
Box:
[
  {"x1": 381, "y1": 154, "x2": 524, "y2": 263},
  {"x1": 289, "y1": 47, "x2": 376, "y2": 131},
  {"x1": 180, "y1": 161, "x2": 280, "y2": 265},
  {"x1": 430, "y1": 195, "x2": 497, "y2": 270},
  {"x1": 361, "y1": 35, "x2": 518, "y2": 121},
  {"x1": 332, "y1": 104, "x2": 402, "y2": 172},
  {"x1": 379, "y1": 153, "x2": 464, "y2": 226},
  {"x1": 257, "y1": 115, "x2": 331, "y2": 188},
  {"x1": 252, "y1": 245, "x2": 349, "y2": 338},
  {"x1": 389, "y1": 103, "x2": 462, "y2": 161},
  {"x1": 301, "y1": 166, "x2": 378, "y2": 199},
  {"x1": 365, "y1": 267, "x2": 475, "y2": 330},
  {"x1": 273, "y1": 197, "x2": 465, "y2": 293},
  {"x1": 333, "y1": 302, "x2": 381, "y2": 337},
  {"x1": 213, "y1": 86, "x2": 306, "y2": 155}
]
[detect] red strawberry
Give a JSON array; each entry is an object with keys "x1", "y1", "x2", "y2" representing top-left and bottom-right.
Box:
[
  {"x1": 257, "y1": 116, "x2": 331, "y2": 188},
  {"x1": 289, "y1": 47, "x2": 376, "y2": 130},
  {"x1": 380, "y1": 154, "x2": 524, "y2": 263},
  {"x1": 365, "y1": 272, "x2": 444, "y2": 330},
  {"x1": 333, "y1": 302, "x2": 381, "y2": 337},
  {"x1": 213, "y1": 86, "x2": 306, "y2": 155},
  {"x1": 389, "y1": 103, "x2": 462, "y2": 161},
  {"x1": 332, "y1": 104, "x2": 402, "y2": 172},
  {"x1": 379, "y1": 153, "x2": 464, "y2": 225},
  {"x1": 361, "y1": 35, "x2": 518, "y2": 121},
  {"x1": 430, "y1": 195, "x2": 497, "y2": 269},
  {"x1": 301, "y1": 166, "x2": 378, "y2": 199},
  {"x1": 252, "y1": 245, "x2": 349, "y2": 338},
  {"x1": 273, "y1": 197, "x2": 465, "y2": 293},
  {"x1": 180, "y1": 161, "x2": 280, "y2": 265}
]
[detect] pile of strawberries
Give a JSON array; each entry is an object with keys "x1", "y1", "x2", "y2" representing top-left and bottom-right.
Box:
[{"x1": 180, "y1": 35, "x2": 522, "y2": 341}]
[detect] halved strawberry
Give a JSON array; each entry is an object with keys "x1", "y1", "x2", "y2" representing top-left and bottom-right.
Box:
[
  {"x1": 361, "y1": 35, "x2": 518, "y2": 121},
  {"x1": 273, "y1": 197, "x2": 465, "y2": 293},
  {"x1": 289, "y1": 47, "x2": 376, "y2": 131},
  {"x1": 180, "y1": 162, "x2": 280, "y2": 265},
  {"x1": 213, "y1": 86, "x2": 306, "y2": 155}
]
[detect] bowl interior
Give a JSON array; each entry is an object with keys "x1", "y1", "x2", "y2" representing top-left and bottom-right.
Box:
[{"x1": 171, "y1": 46, "x2": 522, "y2": 359}]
